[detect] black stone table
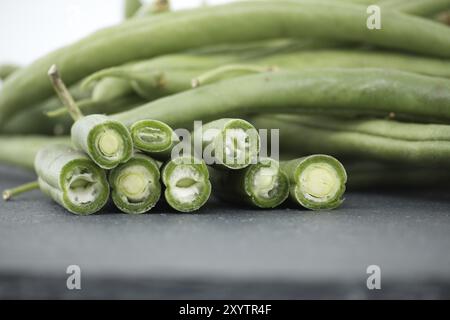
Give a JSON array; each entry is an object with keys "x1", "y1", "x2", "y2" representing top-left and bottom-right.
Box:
[{"x1": 0, "y1": 165, "x2": 449, "y2": 299}]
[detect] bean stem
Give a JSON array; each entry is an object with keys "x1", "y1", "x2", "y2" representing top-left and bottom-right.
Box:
[
  {"x1": 3, "y1": 181, "x2": 39, "y2": 201},
  {"x1": 48, "y1": 65, "x2": 84, "y2": 121}
]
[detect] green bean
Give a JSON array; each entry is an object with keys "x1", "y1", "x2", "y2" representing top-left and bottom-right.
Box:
[
  {"x1": 251, "y1": 114, "x2": 450, "y2": 166},
  {"x1": 0, "y1": 64, "x2": 20, "y2": 80},
  {"x1": 91, "y1": 78, "x2": 135, "y2": 102},
  {"x1": 112, "y1": 68, "x2": 450, "y2": 130},
  {"x1": 281, "y1": 155, "x2": 347, "y2": 210},
  {"x1": 0, "y1": 136, "x2": 70, "y2": 170},
  {"x1": 109, "y1": 154, "x2": 161, "y2": 214},
  {"x1": 124, "y1": 0, "x2": 142, "y2": 19},
  {"x1": 209, "y1": 158, "x2": 289, "y2": 208},
  {"x1": 49, "y1": 65, "x2": 133, "y2": 170},
  {"x1": 2, "y1": 81, "x2": 91, "y2": 135},
  {"x1": 161, "y1": 155, "x2": 211, "y2": 212},
  {"x1": 130, "y1": 119, "x2": 179, "y2": 160},
  {"x1": 378, "y1": 0, "x2": 450, "y2": 16},
  {"x1": 347, "y1": 162, "x2": 450, "y2": 190},
  {"x1": 81, "y1": 48, "x2": 450, "y2": 104},
  {"x1": 3, "y1": 0, "x2": 450, "y2": 125},
  {"x1": 47, "y1": 95, "x2": 145, "y2": 118},
  {"x1": 191, "y1": 118, "x2": 260, "y2": 170},
  {"x1": 33, "y1": 144, "x2": 110, "y2": 215}
]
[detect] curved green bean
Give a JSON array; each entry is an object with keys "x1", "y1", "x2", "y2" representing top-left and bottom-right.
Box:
[{"x1": 3, "y1": 0, "x2": 450, "y2": 125}]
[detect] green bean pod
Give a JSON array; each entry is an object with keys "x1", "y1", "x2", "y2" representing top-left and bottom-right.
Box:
[
  {"x1": 281, "y1": 155, "x2": 347, "y2": 211},
  {"x1": 124, "y1": 0, "x2": 142, "y2": 19},
  {"x1": 210, "y1": 158, "x2": 289, "y2": 209},
  {"x1": 161, "y1": 155, "x2": 211, "y2": 212},
  {"x1": 91, "y1": 77, "x2": 136, "y2": 102},
  {"x1": 71, "y1": 115, "x2": 133, "y2": 170},
  {"x1": 113, "y1": 69, "x2": 450, "y2": 129},
  {"x1": 4, "y1": 0, "x2": 450, "y2": 125},
  {"x1": 109, "y1": 153, "x2": 161, "y2": 214},
  {"x1": 3, "y1": 82, "x2": 91, "y2": 135},
  {"x1": 46, "y1": 95, "x2": 145, "y2": 119},
  {"x1": 347, "y1": 162, "x2": 450, "y2": 190},
  {"x1": 0, "y1": 136, "x2": 70, "y2": 170},
  {"x1": 252, "y1": 114, "x2": 450, "y2": 166},
  {"x1": 83, "y1": 48, "x2": 450, "y2": 104},
  {"x1": 0, "y1": 64, "x2": 20, "y2": 80},
  {"x1": 378, "y1": 0, "x2": 450, "y2": 16},
  {"x1": 34, "y1": 144, "x2": 110, "y2": 215},
  {"x1": 130, "y1": 119, "x2": 179, "y2": 160},
  {"x1": 192, "y1": 118, "x2": 260, "y2": 170}
]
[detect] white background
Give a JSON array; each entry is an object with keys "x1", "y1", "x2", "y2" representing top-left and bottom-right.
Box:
[{"x1": 0, "y1": 0, "x2": 233, "y2": 66}]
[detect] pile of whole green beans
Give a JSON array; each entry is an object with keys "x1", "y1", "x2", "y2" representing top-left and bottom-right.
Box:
[{"x1": 2, "y1": 0, "x2": 450, "y2": 215}]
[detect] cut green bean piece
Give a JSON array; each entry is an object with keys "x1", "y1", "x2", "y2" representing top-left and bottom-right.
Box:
[
  {"x1": 109, "y1": 154, "x2": 161, "y2": 214},
  {"x1": 34, "y1": 144, "x2": 110, "y2": 215},
  {"x1": 71, "y1": 115, "x2": 133, "y2": 169},
  {"x1": 281, "y1": 155, "x2": 347, "y2": 210},
  {"x1": 193, "y1": 118, "x2": 260, "y2": 170},
  {"x1": 162, "y1": 156, "x2": 211, "y2": 212},
  {"x1": 210, "y1": 158, "x2": 289, "y2": 208},
  {"x1": 130, "y1": 119, "x2": 179, "y2": 160},
  {"x1": 49, "y1": 65, "x2": 133, "y2": 169}
]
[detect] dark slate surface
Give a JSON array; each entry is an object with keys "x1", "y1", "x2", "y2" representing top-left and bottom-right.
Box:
[{"x1": 0, "y1": 165, "x2": 449, "y2": 299}]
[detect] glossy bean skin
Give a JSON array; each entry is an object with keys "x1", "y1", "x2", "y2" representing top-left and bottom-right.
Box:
[
  {"x1": 251, "y1": 114, "x2": 450, "y2": 166},
  {"x1": 3, "y1": 1, "x2": 450, "y2": 125},
  {"x1": 113, "y1": 68, "x2": 450, "y2": 130}
]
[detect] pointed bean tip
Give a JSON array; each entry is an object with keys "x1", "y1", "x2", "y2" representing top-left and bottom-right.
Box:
[
  {"x1": 191, "y1": 79, "x2": 200, "y2": 88},
  {"x1": 2, "y1": 190, "x2": 11, "y2": 201},
  {"x1": 48, "y1": 64, "x2": 59, "y2": 77}
]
